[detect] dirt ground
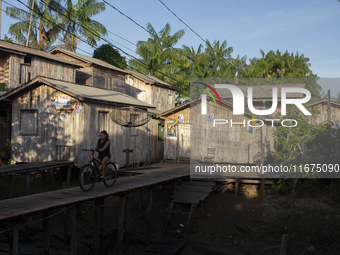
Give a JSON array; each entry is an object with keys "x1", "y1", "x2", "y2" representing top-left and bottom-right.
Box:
[{"x1": 1, "y1": 179, "x2": 340, "y2": 255}]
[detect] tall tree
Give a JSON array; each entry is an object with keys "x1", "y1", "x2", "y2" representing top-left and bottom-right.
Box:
[
  {"x1": 58, "y1": 0, "x2": 107, "y2": 51},
  {"x1": 6, "y1": 0, "x2": 61, "y2": 50},
  {"x1": 93, "y1": 44, "x2": 127, "y2": 69},
  {"x1": 129, "y1": 23, "x2": 185, "y2": 86}
]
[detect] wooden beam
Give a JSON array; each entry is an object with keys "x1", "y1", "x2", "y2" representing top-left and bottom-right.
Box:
[
  {"x1": 94, "y1": 198, "x2": 104, "y2": 255},
  {"x1": 43, "y1": 212, "x2": 49, "y2": 255},
  {"x1": 117, "y1": 195, "x2": 126, "y2": 255},
  {"x1": 70, "y1": 205, "x2": 77, "y2": 255}
]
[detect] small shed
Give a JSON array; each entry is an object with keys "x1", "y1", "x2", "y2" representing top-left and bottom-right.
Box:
[
  {"x1": 307, "y1": 99, "x2": 340, "y2": 125},
  {"x1": 158, "y1": 99, "x2": 277, "y2": 164},
  {"x1": 0, "y1": 76, "x2": 164, "y2": 167}
]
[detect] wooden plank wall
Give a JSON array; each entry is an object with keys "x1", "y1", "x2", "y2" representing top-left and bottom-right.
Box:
[
  {"x1": 76, "y1": 67, "x2": 93, "y2": 86},
  {"x1": 164, "y1": 102, "x2": 276, "y2": 164},
  {"x1": 125, "y1": 76, "x2": 153, "y2": 107},
  {"x1": 125, "y1": 75, "x2": 177, "y2": 112},
  {"x1": 164, "y1": 107, "x2": 190, "y2": 159},
  {"x1": 10, "y1": 85, "x2": 164, "y2": 166},
  {"x1": 0, "y1": 53, "x2": 10, "y2": 86},
  {"x1": 8, "y1": 54, "x2": 76, "y2": 91},
  {"x1": 309, "y1": 104, "x2": 340, "y2": 125},
  {"x1": 92, "y1": 67, "x2": 125, "y2": 93},
  {"x1": 153, "y1": 86, "x2": 176, "y2": 112},
  {"x1": 11, "y1": 85, "x2": 58, "y2": 163}
]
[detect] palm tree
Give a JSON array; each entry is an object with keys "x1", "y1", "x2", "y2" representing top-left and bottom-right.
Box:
[
  {"x1": 130, "y1": 23, "x2": 184, "y2": 77},
  {"x1": 58, "y1": 0, "x2": 107, "y2": 51},
  {"x1": 129, "y1": 23, "x2": 185, "y2": 90},
  {"x1": 6, "y1": 0, "x2": 61, "y2": 50}
]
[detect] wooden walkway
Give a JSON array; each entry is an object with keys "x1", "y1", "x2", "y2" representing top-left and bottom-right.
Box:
[
  {"x1": 0, "y1": 163, "x2": 190, "y2": 223},
  {"x1": 0, "y1": 161, "x2": 74, "y2": 198},
  {"x1": 0, "y1": 161, "x2": 74, "y2": 176}
]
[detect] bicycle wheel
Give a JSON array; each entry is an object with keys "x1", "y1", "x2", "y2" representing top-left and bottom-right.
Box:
[
  {"x1": 79, "y1": 164, "x2": 96, "y2": 192},
  {"x1": 103, "y1": 162, "x2": 117, "y2": 187}
]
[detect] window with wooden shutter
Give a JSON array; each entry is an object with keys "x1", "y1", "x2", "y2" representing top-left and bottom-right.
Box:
[{"x1": 20, "y1": 109, "x2": 38, "y2": 135}]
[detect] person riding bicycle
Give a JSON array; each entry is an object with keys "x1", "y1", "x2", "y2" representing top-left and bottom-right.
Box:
[{"x1": 95, "y1": 130, "x2": 111, "y2": 179}]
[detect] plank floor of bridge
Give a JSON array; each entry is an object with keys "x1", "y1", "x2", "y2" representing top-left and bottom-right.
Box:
[{"x1": 0, "y1": 163, "x2": 190, "y2": 223}]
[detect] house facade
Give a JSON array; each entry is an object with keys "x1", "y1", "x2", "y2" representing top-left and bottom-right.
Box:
[
  {"x1": 307, "y1": 99, "x2": 340, "y2": 125},
  {"x1": 0, "y1": 77, "x2": 164, "y2": 166},
  {"x1": 158, "y1": 99, "x2": 277, "y2": 165},
  {"x1": 49, "y1": 48, "x2": 179, "y2": 112},
  {"x1": 0, "y1": 40, "x2": 81, "y2": 157}
]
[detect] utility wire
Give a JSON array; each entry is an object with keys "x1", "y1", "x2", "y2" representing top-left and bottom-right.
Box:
[
  {"x1": 36, "y1": 0, "x2": 184, "y2": 86},
  {"x1": 104, "y1": 0, "x2": 273, "y2": 102},
  {"x1": 10, "y1": 0, "x2": 182, "y2": 87},
  {"x1": 157, "y1": 0, "x2": 273, "y2": 98}
]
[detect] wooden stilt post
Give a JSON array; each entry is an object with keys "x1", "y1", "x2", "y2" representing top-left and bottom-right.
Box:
[
  {"x1": 125, "y1": 195, "x2": 131, "y2": 247},
  {"x1": 146, "y1": 187, "x2": 153, "y2": 246},
  {"x1": 63, "y1": 210, "x2": 68, "y2": 246},
  {"x1": 25, "y1": 217, "x2": 31, "y2": 243},
  {"x1": 70, "y1": 205, "x2": 77, "y2": 255},
  {"x1": 10, "y1": 225, "x2": 19, "y2": 255},
  {"x1": 235, "y1": 178, "x2": 239, "y2": 196},
  {"x1": 8, "y1": 174, "x2": 13, "y2": 198},
  {"x1": 46, "y1": 169, "x2": 49, "y2": 184},
  {"x1": 51, "y1": 168, "x2": 55, "y2": 187},
  {"x1": 67, "y1": 166, "x2": 72, "y2": 187},
  {"x1": 25, "y1": 172, "x2": 30, "y2": 195},
  {"x1": 94, "y1": 198, "x2": 104, "y2": 255},
  {"x1": 280, "y1": 234, "x2": 289, "y2": 255},
  {"x1": 43, "y1": 212, "x2": 49, "y2": 255},
  {"x1": 117, "y1": 195, "x2": 127, "y2": 255}
]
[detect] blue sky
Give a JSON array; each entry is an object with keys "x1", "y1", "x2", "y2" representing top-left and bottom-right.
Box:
[{"x1": 1, "y1": 0, "x2": 339, "y2": 95}]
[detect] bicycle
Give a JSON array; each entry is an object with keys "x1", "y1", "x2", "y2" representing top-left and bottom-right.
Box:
[{"x1": 79, "y1": 149, "x2": 118, "y2": 192}]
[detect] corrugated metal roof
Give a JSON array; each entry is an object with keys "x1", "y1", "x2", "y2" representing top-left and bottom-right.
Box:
[
  {"x1": 0, "y1": 77, "x2": 155, "y2": 108},
  {"x1": 0, "y1": 40, "x2": 82, "y2": 67},
  {"x1": 125, "y1": 69, "x2": 179, "y2": 90},
  {"x1": 217, "y1": 84, "x2": 306, "y2": 99},
  {"x1": 49, "y1": 47, "x2": 128, "y2": 74},
  {"x1": 307, "y1": 99, "x2": 340, "y2": 108}
]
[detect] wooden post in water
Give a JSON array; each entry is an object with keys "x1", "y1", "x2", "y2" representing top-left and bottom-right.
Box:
[
  {"x1": 67, "y1": 166, "x2": 72, "y2": 187},
  {"x1": 25, "y1": 172, "x2": 30, "y2": 195},
  {"x1": 43, "y1": 212, "x2": 49, "y2": 255},
  {"x1": 51, "y1": 168, "x2": 55, "y2": 187},
  {"x1": 63, "y1": 210, "x2": 68, "y2": 246},
  {"x1": 117, "y1": 195, "x2": 127, "y2": 255},
  {"x1": 235, "y1": 178, "x2": 239, "y2": 196},
  {"x1": 70, "y1": 205, "x2": 77, "y2": 255},
  {"x1": 8, "y1": 174, "x2": 13, "y2": 198},
  {"x1": 94, "y1": 198, "x2": 104, "y2": 255},
  {"x1": 10, "y1": 224, "x2": 19, "y2": 255},
  {"x1": 146, "y1": 187, "x2": 153, "y2": 246},
  {"x1": 125, "y1": 195, "x2": 131, "y2": 247}
]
